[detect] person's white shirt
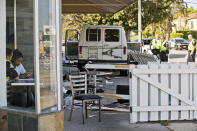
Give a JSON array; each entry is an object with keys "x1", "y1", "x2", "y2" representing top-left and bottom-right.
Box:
[{"x1": 10, "y1": 64, "x2": 26, "y2": 76}]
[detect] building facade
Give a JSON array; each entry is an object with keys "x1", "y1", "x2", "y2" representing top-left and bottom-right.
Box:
[{"x1": 172, "y1": 13, "x2": 197, "y2": 32}]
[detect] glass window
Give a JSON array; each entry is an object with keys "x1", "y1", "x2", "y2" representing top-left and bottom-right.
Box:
[
  {"x1": 66, "y1": 30, "x2": 79, "y2": 42},
  {"x1": 6, "y1": 1, "x2": 14, "y2": 49},
  {"x1": 175, "y1": 39, "x2": 184, "y2": 43},
  {"x1": 86, "y1": 29, "x2": 101, "y2": 41},
  {"x1": 105, "y1": 29, "x2": 119, "y2": 42},
  {"x1": 38, "y1": 0, "x2": 58, "y2": 112},
  {"x1": 65, "y1": 30, "x2": 79, "y2": 58},
  {"x1": 6, "y1": 0, "x2": 35, "y2": 111}
]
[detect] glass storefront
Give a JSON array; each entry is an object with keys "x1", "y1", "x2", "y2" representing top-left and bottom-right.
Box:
[
  {"x1": 6, "y1": 0, "x2": 35, "y2": 110},
  {"x1": 5, "y1": 0, "x2": 60, "y2": 113},
  {"x1": 38, "y1": 0, "x2": 58, "y2": 112}
]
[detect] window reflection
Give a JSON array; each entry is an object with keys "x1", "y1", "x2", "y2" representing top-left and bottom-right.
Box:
[
  {"x1": 39, "y1": 0, "x2": 58, "y2": 112},
  {"x1": 6, "y1": 0, "x2": 35, "y2": 110},
  {"x1": 5, "y1": 0, "x2": 58, "y2": 112}
]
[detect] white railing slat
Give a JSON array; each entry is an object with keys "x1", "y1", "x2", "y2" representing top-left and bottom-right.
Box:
[
  {"x1": 138, "y1": 65, "x2": 149, "y2": 121},
  {"x1": 170, "y1": 64, "x2": 179, "y2": 120},
  {"x1": 180, "y1": 64, "x2": 189, "y2": 120},
  {"x1": 149, "y1": 64, "x2": 159, "y2": 121},
  {"x1": 130, "y1": 75, "x2": 138, "y2": 123},
  {"x1": 133, "y1": 69, "x2": 197, "y2": 74},
  {"x1": 133, "y1": 105, "x2": 197, "y2": 112},
  {"x1": 160, "y1": 64, "x2": 169, "y2": 120}
]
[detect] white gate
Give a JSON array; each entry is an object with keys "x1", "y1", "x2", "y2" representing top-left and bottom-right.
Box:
[{"x1": 129, "y1": 63, "x2": 197, "y2": 123}]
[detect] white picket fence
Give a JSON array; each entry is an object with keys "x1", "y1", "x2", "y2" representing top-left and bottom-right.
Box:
[{"x1": 129, "y1": 62, "x2": 197, "y2": 123}]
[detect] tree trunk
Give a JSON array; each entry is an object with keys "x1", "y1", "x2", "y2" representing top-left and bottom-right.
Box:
[
  {"x1": 125, "y1": 30, "x2": 131, "y2": 42},
  {"x1": 166, "y1": 17, "x2": 171, "y2": 41},
  {"x1": 151, "y1": 24, "x2": 154, "y2": 37}
]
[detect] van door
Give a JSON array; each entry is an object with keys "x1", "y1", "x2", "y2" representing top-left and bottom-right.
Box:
[
  {"x1": 102, "y1": 28, "x2": 122, "y2": 61},
  {"x1": 65, "y1": 29, "x2": 79, "y2": 60},
  {"x1": 85, "y1": 28, "x2": 102, "y2": 60}
]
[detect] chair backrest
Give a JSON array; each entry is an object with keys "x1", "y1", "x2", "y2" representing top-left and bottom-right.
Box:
[{"x1": 69, "y1": 74, "x2": 87, "y2": 96}]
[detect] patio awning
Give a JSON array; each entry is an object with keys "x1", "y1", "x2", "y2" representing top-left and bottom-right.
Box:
[{"x1": 62, "y1": 0, "x2": 135, "y2": 14}]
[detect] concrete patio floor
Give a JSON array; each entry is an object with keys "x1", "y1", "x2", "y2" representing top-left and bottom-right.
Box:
[{"x1": 64, "y1": 108, "x2": 170, "y2": 131}]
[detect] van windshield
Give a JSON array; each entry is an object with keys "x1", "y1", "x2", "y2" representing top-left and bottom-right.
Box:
[{"x1": 86, "y1": 29, "x2": 101, "y2": 41}]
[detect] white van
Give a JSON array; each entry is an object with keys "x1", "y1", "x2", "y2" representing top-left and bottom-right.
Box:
[{"x1": 78, "y1": 25, "x2": 128, "y2": 66}]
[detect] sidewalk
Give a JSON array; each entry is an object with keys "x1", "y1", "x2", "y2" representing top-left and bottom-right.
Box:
[
  {"x1": 167, "y1": 121, "x2": 197, "y2": 131},
  {"x1": 64, "y1": 109, "x2": 169, "y2": 131}
]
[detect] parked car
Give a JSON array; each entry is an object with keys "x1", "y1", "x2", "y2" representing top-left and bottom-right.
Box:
[
  {"x1": 169, "y1": 38, "x2": 189, "y2": 50},
  {"x1": 128, "y1": 38, "x2": 153, "y2": 54},
  {"x1": 141, "y1": 38, "x2": 153, "y2": 54},
  {"x1": 127, "y1": 39, "x2": 141, "y2": 52}
]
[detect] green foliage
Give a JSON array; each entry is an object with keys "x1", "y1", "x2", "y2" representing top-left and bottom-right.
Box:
[
  {"x1": 130, "y1": 31, "x2": 139, "y2": 40},
  {"x1": 61, "y1": 0, "x2": 185, "y2": 40},
  {"x1": 142, "y1": 27, "x2": 152, "y2": 38},
  {"x1": 170, "y1": 33, "x2": 184, "y2": 38},
  {"x1": 173, "y1": 7, "x2": 197, "y2": 20},
  {"x1": 62, "y1": 14, "x2": 84, "y2": 40},
  {"x1": 177, "y1": 31, "x2": 197, "y2": 39},
  {"x1": 83, "y1": 0, "x2": 176, "y2": 32},
  {"x1": 187, "y1": 7, "x2": 197, "y2": 15}
]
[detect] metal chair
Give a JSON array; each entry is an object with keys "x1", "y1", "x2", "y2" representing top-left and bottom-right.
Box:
[{"x1": 68, "y1": 74, "x2": 102, "y2": 124}]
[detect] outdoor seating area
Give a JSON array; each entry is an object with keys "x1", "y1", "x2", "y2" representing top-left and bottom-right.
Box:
[
  {"x1": 62, "y1": 68, "x2": 130, "y2": 124},
  {"x1": 68, "y1": 74, "x2": 102, "y2": 124},
  {"x1": 2, "y1": 0, "x2": 197, "y2": 131}
]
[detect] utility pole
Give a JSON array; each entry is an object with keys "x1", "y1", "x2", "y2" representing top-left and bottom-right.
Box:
[{"x1": 138, "y1": 0, "x2": 142, "y2": 46}]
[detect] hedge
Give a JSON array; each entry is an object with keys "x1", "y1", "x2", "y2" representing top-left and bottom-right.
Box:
[{"x1": 170, "y1": 33, "x2": 184, "y2": 39}]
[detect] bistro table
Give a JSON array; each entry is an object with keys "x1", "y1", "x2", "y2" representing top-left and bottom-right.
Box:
[
  {"x1": 10, "y1": 79, "x2": 35, "y2": 107},
  {"x1": 11, "y1": 79, "x2": 35, "y2": 86}
]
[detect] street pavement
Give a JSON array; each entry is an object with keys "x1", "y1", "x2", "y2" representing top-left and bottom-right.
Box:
[{"x1": 168, "y1": 49, "x2": 188, "y2": 63}]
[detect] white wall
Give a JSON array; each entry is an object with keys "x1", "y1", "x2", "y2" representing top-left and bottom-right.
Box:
[
  {"x1": 172, "y1": 17, "x2": 187, "y2": 32},
  {"x1": 0, "y1": 0, "x2": 7, "y2": 106},
  {"x1": 188, "y1": 19, "x2": 197, "y2": 30}
]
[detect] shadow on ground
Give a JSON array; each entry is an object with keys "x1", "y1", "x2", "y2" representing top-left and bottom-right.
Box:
[{"x1": 64, "y1": 108, "x2": 169, "y2": 131}]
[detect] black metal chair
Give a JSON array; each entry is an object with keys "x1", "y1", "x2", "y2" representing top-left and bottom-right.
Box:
[{"x1": 68, "y1": 74, "x2": 102, "y2": 124}]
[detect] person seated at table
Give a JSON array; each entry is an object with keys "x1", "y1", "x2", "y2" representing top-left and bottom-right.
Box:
[
  {"x1": 6, "y1": 48, "x2": 19, "y2": 81},
  {"x1": 11, "y1": 49, "x2": 32, "y2": 79}
]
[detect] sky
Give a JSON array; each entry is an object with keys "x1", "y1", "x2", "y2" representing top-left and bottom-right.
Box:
[{"x1": 184, "y1": 0, "x2": 197, "y2": 9}]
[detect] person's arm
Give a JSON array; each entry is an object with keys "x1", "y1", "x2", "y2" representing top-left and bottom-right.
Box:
[
  {"x1": 18, "y1": 64, "x2": 32, "y2": 79},
  {"x1": 24, "y1": 73, "x2": 32, "y2": 78},
  {"x1": 15, "y1": 76, "x2": 19, "y2": 81},
  {"x1": 191, "y1": 41, "x2": 196, "y2": 55},
  {"x1": 19, "y1": 74, "x2": 26, "y2": 79},
  {"x1": 191, "y1": 46, "x2": 195, "y2": 54}
]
